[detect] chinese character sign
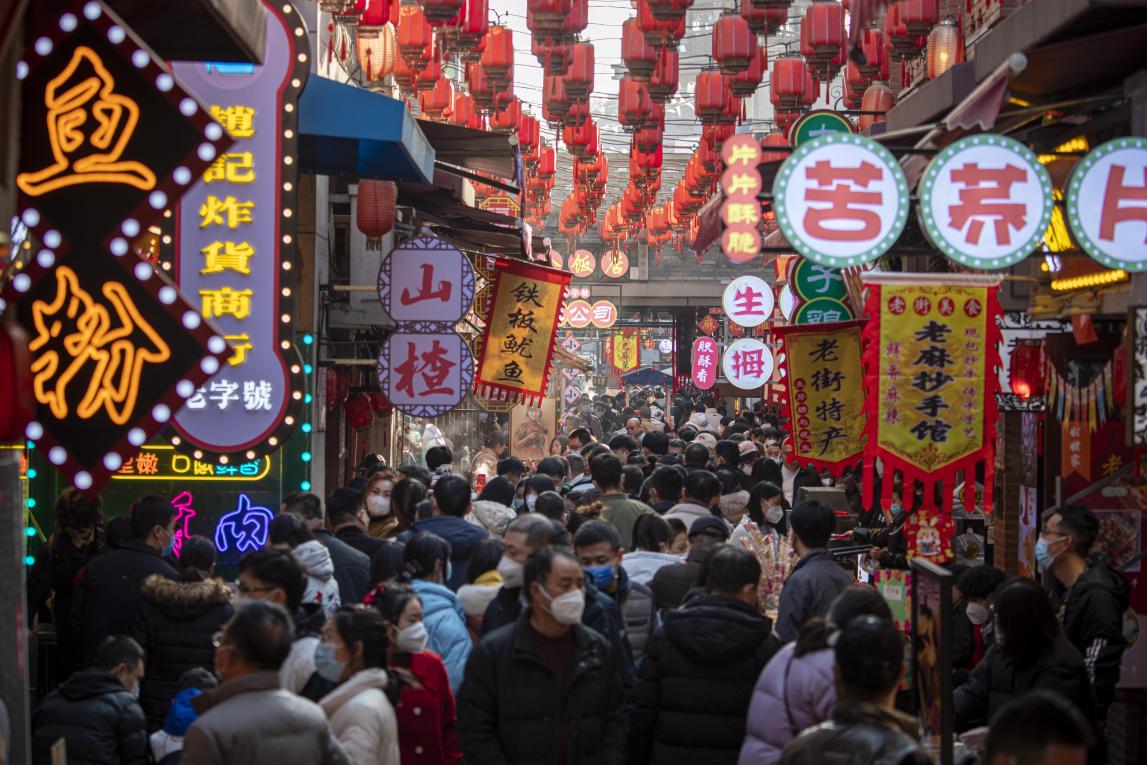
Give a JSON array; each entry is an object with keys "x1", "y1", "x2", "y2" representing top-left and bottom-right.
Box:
[
  {"x1": 613, "y1": 333, "x2": 639, "y2": 373},
  {"x1": 795, "y1": 297, "x2": 854, "y2": 325},
  {"x1": 563, "y1": 299, "x2": 592, "y2": 328},
  {"x1": 773, "y1": 134, "x2": 909, "y2": 268},
  {"x1": 723, "y1": 275, "x2": 775, "y2": 329},
  {"x1": 691, "y1": 336, "x2": 719, "y2": 390},
  {"x1": 720, "y1": 134, "x2": 763, "y2": 265},
  {"x1": 475, "y1": 258, "x2": 571, "y2": 405},
  {"x1": 569, "y1": 249, "x2": 596, "y2": 278},
  {"x1": 172, "y1": 2, "x2": 309, "y2": 457},
  {"x1": 380, "y1": 332, "x2": 474, "y2": 416},
  {"x1": 1067, "y1": 137, "x2": 1147, "y2": 272},
  {"x1": 379, "y1": 235, "x2": 476, "y2": 324},
  {"x1": 918, "y1": 135, "x2": 1053, "y2": 270},
  {"x1": 776, "y1": 322, "x2": 865, "y2": 473},
  {"x1": 601, "y1": 251, "x2": 630, "y2": 279},
  {"x1": 792, "y1": 259, "x2": 848, "y2": 302},
  {"x1": 590, "y1": 300, "x2": 618, "y2": 329},
  {"x1": 723, "y1": 338, "x2": 774, "y2": 390},
  {"x1": 860, "y1": 275, "x2": 1003, "y2": 515}
]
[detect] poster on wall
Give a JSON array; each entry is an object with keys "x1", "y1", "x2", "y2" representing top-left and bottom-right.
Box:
[
  {"x1": 1093, "y1": 509, "x2": 1142, "y2": 573},
  {"x1": 510, "y1": 398, "x2": 557, "y2": 465},
  {"x1": 1017, "y1": 486, "x2": 1038, "y2": 578}
]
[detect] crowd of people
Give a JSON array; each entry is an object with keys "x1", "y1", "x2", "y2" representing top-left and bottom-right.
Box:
[{"x1": 22, "y1": 390, "x2": 1129, "y2": 765}]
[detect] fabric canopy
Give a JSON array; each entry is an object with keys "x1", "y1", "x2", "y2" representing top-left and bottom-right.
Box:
[{"x1": 620, "y1": 367, "x2": 673, "y2": 387}]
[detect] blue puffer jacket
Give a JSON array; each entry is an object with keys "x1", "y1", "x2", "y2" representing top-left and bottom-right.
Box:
[{"x1": 411, "y1": 579, "x2": 473, "y2": 691}]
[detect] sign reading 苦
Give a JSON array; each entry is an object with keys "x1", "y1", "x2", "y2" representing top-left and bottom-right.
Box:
[{"x1": 1066, "y1": 137, "x2": 1147, "y2": 272}]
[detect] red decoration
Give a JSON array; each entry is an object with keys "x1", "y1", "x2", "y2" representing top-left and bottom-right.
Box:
[
  {"x1": 422, "y1": 0, "x2": 463, "y2": 24},
  {"x1": 622, "y1": 18, "x2": 658, "y2": 79},
  {"x1": 695, "y1": 68, "x2": 731, "y2": 124},
  {"x1": 345, "y1": 393, "x2": 375, "y2": 430},
  {"x1": 727, "y1": 42, "x2": 766, "y2": 98},
  {"x1": 618, "y1": 77, "x2": 653, "y2": 130},
  {"x1": 480, "y1": 25, "x2": 514, "y2": 85},
  {"x1": 712, "y1": 12, "x2": 756, "y2": 75},
  {"x1": 860, "y1": 82, "x2": 895, "y2": 130},
  {"x1": 565, "y1": 42, "x2": 595, "y2": 100},
  {"x1": 0, "y1": 322, "x2": 33, "y2": 441},
  {"x1": 356, "y1": 180, "x2": 397, "y2": 247}
]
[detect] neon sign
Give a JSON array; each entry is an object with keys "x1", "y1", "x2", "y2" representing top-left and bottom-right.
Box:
[
  {"x1": 170, "y1": 491, "x2": 197, "y2": 558},
  {"x1": 110, "y1": 445, "x2": 272, "y2": 482},
  {"x1": 214, "y1": 493, "x2": 273, "y2": 553}
]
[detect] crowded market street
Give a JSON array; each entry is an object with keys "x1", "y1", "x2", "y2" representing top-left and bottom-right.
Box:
[{"x1": 2, "y1": 0, "x2": 1147, "y2": 763}]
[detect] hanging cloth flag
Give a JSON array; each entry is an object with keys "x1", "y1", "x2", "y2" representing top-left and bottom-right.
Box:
[
  {"x1": 860, "y1": 274, "x2": 1003, "y2": 516},
  {"x1": 774, "y1": 321, "x2": 866, "y2": 476},
  {"x1": 474, "y1": 258, "x2": 572, "y2": 405},
  {"x1": 612, "y1": 333, "x2": 639, "y2": 374}
]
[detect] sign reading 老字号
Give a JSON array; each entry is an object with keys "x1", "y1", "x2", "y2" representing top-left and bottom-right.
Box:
[
  {"x1": 171, "y1": 1, "x2": 309, "y2": 460},
  {"x1": 773, "y1": 134, "x2": 909, "y2": 268},
  {"x1": 1066, "y1": 137, "x2": 1147, "y2": 272},
  {"x1": 723, "y1": 275, "x2": 775, "y2": 328},
  {"x1": 722, "y1": 338, "x2": 774, "y2": 390},
  {"x1": 918, "y1": 135, "x2": 1053, "y2": 270}
]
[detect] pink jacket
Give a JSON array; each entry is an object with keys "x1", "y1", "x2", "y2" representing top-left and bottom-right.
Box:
[{"x1": 737, "y1": 643, "x2": 836, "y2": 765}]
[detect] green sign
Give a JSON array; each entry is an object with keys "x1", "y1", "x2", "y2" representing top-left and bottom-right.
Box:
[
  {"x1": 790, "y1": 110, "x2": 854, "y2": 147},
  {"x1": 792, "y1": 258, "x2": 848, "y2": 302},
  {"x1": 795, "y1": 297, "x2": 854, "y2": 325}
]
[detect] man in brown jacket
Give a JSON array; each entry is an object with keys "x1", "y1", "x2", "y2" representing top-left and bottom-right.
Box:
[{"x1": 181, "y1": 602, "x2": 347, "y2": 765}]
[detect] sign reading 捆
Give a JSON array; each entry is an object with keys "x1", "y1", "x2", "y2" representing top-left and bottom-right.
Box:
[{"x1": 172, "y1": 0, "x2": 309, "y2": 460}]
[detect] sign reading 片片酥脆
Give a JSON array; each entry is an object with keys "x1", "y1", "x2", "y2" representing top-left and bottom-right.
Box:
[
  {"x1": 720, "y1": 134, "x2": 764, "y2": 265},
  {"x1": 171, "y1": 1, "x2": 309, "y2": 459}
]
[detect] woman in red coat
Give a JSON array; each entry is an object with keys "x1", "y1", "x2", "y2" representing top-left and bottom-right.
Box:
[{"x1": 367, "y1": 582, "x2": 462, "y2": 764}]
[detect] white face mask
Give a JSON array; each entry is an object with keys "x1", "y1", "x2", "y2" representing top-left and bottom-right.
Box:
[
  {"x1": 497, "y1": 555, "x2": 525, "y2": 588},
  {"x1": 821, "y1": 478, "x2": 834, "y2": 487},
  {"x1": 367, "y1": 495, "x2": 391, "y2": 517},
  {"x1": 765, "y1": 503, "x2": 784, "y2": 525},
  {"x1": 396, "y1": 621, "x2": 429, "y2": 653},
  {"x1": 537, "y1": 586, "x2": 586, "y2": 626},
  {"x1": 526, "y1": 494, "x2": 537, "y2": 512},
  {"x1": 966, "y1": 602, "x2": 990, "y2": 626}
]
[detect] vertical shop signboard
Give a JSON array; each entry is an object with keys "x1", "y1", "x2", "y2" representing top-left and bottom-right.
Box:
[
  {"x1": 720, "y1": 134, "x2": 763, "y2": 265},
  {"x1": 1128, "y1": 306, "x2": 1147, "y2": 446},
  {"x1": 171, "y1": 0, "x2": 308, "y2": 460}
]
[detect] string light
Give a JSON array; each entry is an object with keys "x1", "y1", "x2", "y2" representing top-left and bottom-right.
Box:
[{"x1": 1050, "y1": 269, "x2": 1129, "y2": 292}]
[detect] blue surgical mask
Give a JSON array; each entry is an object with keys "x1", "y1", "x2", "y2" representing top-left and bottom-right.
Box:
[
  {"x1": 446, "y1": 560, "x2": 453, "y2": 583},
  {"x1": 313, "y1": 643, "x2": 345, "y2": 683},
  {"x1": 1035, "y1": 536, "x2": 1064, "y2": 569},
  {"x1": 584, "y1": 565, "x2": 615, "y2": 591},
  {"x1": 162, "y1": 529, "x2": 176, "y2": 558},
  {"x1": 513, "y1": 498, "x2": 525, "y2": 511}
]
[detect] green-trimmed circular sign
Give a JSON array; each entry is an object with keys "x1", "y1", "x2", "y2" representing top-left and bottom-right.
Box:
[
  {"x1": 790, "y1": 109, "x2": 854, "y2": 147},
  {"x1": 795, "y1": 297, "x2": 854, "y2": 325},
  {"x1": 918, "y1": 134, "x2": 1053, "y2": 270},
  {"x1": 1065, "y1": 136, "x2": 1147, "y2": 272},
  {"x1": 773, "y1": 133, "x2": 909, "y2": 268},
  {"x1": 791, "y1": 258, "x2": 847, "y2": 302}
]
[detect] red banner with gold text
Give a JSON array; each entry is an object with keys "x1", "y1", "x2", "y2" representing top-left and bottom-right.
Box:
[{"x1": 860, "y1": 275, "x2": 1002, "y2": 514}]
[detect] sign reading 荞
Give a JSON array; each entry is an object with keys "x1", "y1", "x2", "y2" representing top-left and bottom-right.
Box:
[{"x1": 172, "y1": 1, "x2": 308, "y2": 459}]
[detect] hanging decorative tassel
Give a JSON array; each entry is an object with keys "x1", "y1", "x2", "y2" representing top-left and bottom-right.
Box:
[
  {"x1": 1097, "y1": 377, "x2": 1107, "y2": 426},
  {"x1": 1089, "y1": 381, "x2": 1098, "y2": 433},
  {"x1": 1105, "y1": 362, "x2": 1116, "y2": 414}
]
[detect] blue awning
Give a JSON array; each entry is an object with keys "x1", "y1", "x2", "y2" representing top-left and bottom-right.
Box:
[{"x1": 298, "y1": 77, "x2": 435, "y2": 184}]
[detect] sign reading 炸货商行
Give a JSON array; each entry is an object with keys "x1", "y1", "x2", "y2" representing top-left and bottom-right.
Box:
[{"x1": 171, "y1": 0, "x2": 309, "y2": 461}]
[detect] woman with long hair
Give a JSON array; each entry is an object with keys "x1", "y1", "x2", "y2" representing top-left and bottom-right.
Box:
[
  {"x1": 134, "y1": 536, "x2": 233, "y2": 730},
  {"x1": 734, "y1": 482, "x2": 789, "y2": 545},
  {"x1": 316, "y1": 606, "x2": 400, "y2": 764},
  {"x1": 390, "y1": 477, "x2": 427, "y2": 532},
  {"x1": 622, "y1": 513, "x2": 682, "y2": 586},
  {"x1": 368, "y1": 583, "x2": 461, "y2": 764},
  {"x1": 362, "y1": 468, "x2": 399, "y2": 539},
  {"x1": 402, "y1": 532, "x2": 471, "y2": 692}
]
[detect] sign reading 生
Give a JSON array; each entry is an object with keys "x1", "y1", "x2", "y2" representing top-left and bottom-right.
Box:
[{"x1": 171, "y1": 1, "x2": 309, "y2": 461}]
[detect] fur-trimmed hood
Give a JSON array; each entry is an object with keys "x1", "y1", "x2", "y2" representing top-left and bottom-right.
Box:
[
  {"x1": 141, "y1": 574, "x2": 232, "y2": 619},
  {"x1": 719, "y1": 490, "x2": 751, "y2": 524}
]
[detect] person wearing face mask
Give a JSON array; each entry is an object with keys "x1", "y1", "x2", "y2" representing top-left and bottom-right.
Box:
[
  {"x1": 954, "y1": 578, "x2": 1096, "y2": 742},
  {"x1": 181, "y1": 602, "x2": 348, "y2": 765},
  {"x1": 402, "y1": 532, "x2": 472, "y2": 692},
  {"x1": 480, "y1": 514, "x2": 565, "y2": 636},
  {"x1": 574, "y1": 521, "x2": 659, "y2": 660},
  {"x1": 776, "y1": 501, "x2": 852, "y2": 644},
  {"x1": 956, "y1": 565, "x2": 1007, "y2": 671},
  {"x1": 32, "y1": 635, "x2": 150, "y2": 765},
  {"x1": 362, "y1": 469, "x2": 399, "y2": 539},
  {"x1": 29, "y1": 488, "x2": 104, "y2": 680},
  {"x1": 315, "y1": 606, "x2": 400, "y2": 765},
  {"x1": 630, "y1": 545, "x2": 782, "y2": 765},
  {"x1": 733, "y1": 482, "x2": 789, "y2": 551},
  {"x1": 368, "y1": 583, "x2": 462, "y2": 765},
  {"x1": 328, "y1": 487, "x2": 402, "y2": 570},
  {"x1": 457, "y1": 547, "x2": 626, "y2": 765},
  {"x1": 592, "y1": 455, "x2": 654, "y2": 550},
  {"x1": 73, "y1": 496, "x2": 180, "y2": 666},
  {"x1": 468, "y1": 476, "x2": 517, "y2": 538},
  {"x1": 1040, "y1": 505, "x2": 1130, "y2": 725},
  {"x1": 516, "y1": 474, "x2": 558, "y2": 516}
]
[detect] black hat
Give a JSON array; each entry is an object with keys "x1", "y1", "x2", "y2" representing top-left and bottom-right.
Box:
[{"x1": 689, "y1": 516, "x2": 730, "y2": 540}]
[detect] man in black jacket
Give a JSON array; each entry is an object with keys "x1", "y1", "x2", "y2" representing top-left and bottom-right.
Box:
[
  {"x1": 283, "y1": 491, "x2": 370, "y2": 604},
  {"x1": 481, "y1": 514, "x2": 565, "y2": 635},
  {"x1": 649, "y1": 516, "x2": 729, "y2": 612},
  {"x1": 326, "y1": 486, "x2": 403, "y2": 582},
  {"x1": 73, "y1": 496, "x2": 178, "y2": 664},
  {"x1": 776, "y1": 500, "x2": 851, "y2": 643},
  {"x1": 457, "y1": 547, "x2": 625, "y2": 764},
  {"x1": 32, "y1": 635, "x2": 149, "y2": 765},
  {"x1": 629, "y1": 545, "x2": 780, "y2": 765},
  {"x1": 1041, "y1": 505, "x2": 1131, "y2": 721}
]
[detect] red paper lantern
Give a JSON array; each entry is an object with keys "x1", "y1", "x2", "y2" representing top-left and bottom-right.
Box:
[
  {"x1": 358, "y1": 0, "x2": 392, "y2": 34},
  {"x1": 618, "y1": 77, "x2": 653, "y2": 130},
  {"x1": 694, "y1": 68, "x2": 730, "y2": 124},
  {"x1": 480, "y1": 25, "x2": 514, "y2": 84},
  {"x1": 712, "y1": 12, "x2": 756, "y2": 75},
  {"x1": 899, "y1": 0, "x2": 939, "y2": 35},
  {"x1": 526, "y1": 0, "x2": 573, "y2": 37},
  {"x1": 859, "y1": 82, "x2": 895, "y2": 130},
  {"x1": 802, "y1": 0, "x2": 844, "y2": 83},
  {"x1": 422, "y1": 0, "x2": 463, "y2": 24},
  {"x1": 727, "y1": 41, "x2": 765, "y2": 98},
  {"x1": 770, "y1": 56, "x2": 809, "y2": 109},
  {"x1": 565, "y1": 42, "x2": 595, "y2": 100},
  {"x1": 622, "y1": 18, "x2": 657, "y2": 80},
  {"x1": 542, "y1": 73, "x2": 569, "y2": 123},
  {"x1": 420, "y1": 77, "x2": 453, "y2": 118},
  {"x1": 396, "y1": 5, "x2": 433, "y2": 66},
  {"x1": 346, "y1": 394, "x2": 375, "y2": 430},
  {"x1": 491, "y1": 97, "x2": 522, "y2": 129},
  {"x1": 356, "y1": 180, "x2": 396, "y2": 248},
  {"x1": 1008, "y1": 341, "x2": 1044, "y2": 399},
  {"x1": 649, "y1": 45, "x2": 680, "y2": 101},
  {"x1": 857, "y1": 27, "x2": 887, "y2": 81}
]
